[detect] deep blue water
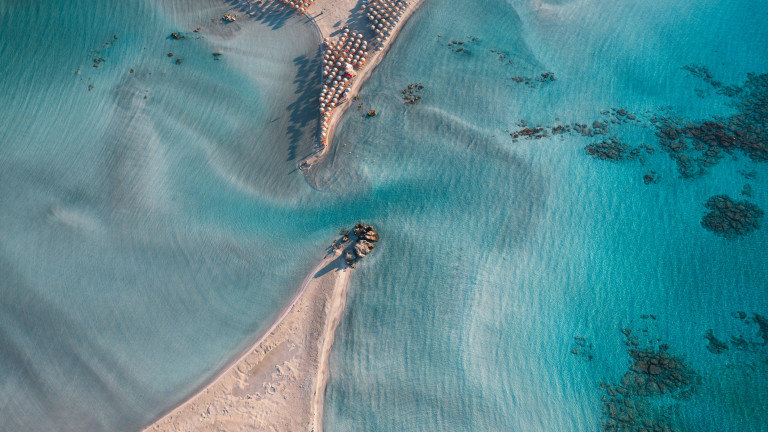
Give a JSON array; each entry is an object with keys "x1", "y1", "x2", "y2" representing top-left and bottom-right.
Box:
[{"x1": 1, "y1": 0, "x2": 767, "y2": 431}]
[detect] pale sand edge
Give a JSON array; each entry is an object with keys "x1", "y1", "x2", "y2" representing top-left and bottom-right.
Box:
[
  {"x1": 310, "y1": 258, "x2": 351, "y2": 431},
  {"x1": 141, "y1": 253, "x2": 345, "y2": 431},
  {"x1": 302, "y1": 0, "x2": 427, "y2": 169}
]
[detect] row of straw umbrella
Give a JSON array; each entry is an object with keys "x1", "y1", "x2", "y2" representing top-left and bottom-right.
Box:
[
  {"x1": 362, "y1": 0, "x2": 408, "y2": 48},
  {"x1": 274, "y1": 0, "x2": 313, "y2": 14},
  {"x1": 318, "y1": 27, "x2": 368, "y2": 145}
]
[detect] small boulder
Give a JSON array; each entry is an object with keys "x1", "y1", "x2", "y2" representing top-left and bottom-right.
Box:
[
  {"x1": 361, "y1": 231, "x2": 379, "y2": 242},
  {"x1": 354, "y1": 240, "x2": 375, "y2": 257}
]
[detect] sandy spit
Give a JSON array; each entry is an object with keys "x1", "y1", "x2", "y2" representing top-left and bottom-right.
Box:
[{"x1": 142, "y1": 253, "x2": 351, "y2": 432}]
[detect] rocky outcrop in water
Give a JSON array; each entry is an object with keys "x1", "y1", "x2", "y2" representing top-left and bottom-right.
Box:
[
  {"x1": 402, "y1": 83, "x2": 423, "y2": 105},
  {"x1": 596, "y1": 323, "x2": 700, "y2": 432},
  {"x1": 710, "y1": 312, "x2": 768, "y2": 352},
  {"x1": 570, "y1": 336, "x2": 594, "y2": 361},
  {"x1": 700, "y1": 195, "x2": 763, "y2": 238},
  {"x1": 346, "y1": 223, "x2": 379, "y2": 267},
  {"x1": 327, "y1": 223, "x2": 380, "y2": 268},
  {"x1": 585, "y1": 137, "x2": 629, "y2": 161},
  {"x1": 704, "y1": 329, "x2": 729, "y2": 354},
  {"x1": 653, "y1": 73, "x2": 768, "y2": 177}
]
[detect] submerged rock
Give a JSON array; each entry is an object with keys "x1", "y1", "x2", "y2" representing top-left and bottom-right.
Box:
[
  {"x1": 704, "y1": 329, "x2": 729, "y2": 354},
  {"x1": 596, "y1": 325, "x2": 701, "y2": 432},
  {"x1": 585, "y1": 137, "x2": 628, "y2": 161},
  {"x1": 700, "y1": 195, "x2": 764, "y2": 238},
  {"x1": 360, "y1": 230, "x2": 380, "y2": 242}
]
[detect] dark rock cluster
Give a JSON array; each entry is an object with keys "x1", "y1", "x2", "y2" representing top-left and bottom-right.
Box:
[
  {"x1": 443, "y1": 35, "x2": 479, "y2": 54},
  {"x1": 341, "y1": 223, "x2": 379, "y2": 268},
  {"x1": 701, "y1": 313, "x2": 768, "y2": 377},
  {"x1": 570, "y1": 336, "x2": 594, "y2": 361},
  {"x1": 605, "y1": 108, "x2": 642, "y2": 126},
  {"x1": 754, "y1": 314, "x2": 768, "y2": 345},
  {"x1": 625, "y1": 349, "x2": 698, "y2": 398},
  {"x1": 682, "y1": 64, "x2": 724, "y2": 89},
  {"x1": 739, "y1": 169, "x2": 758, "y2": 180},
  {"x1": 704, "y1": 329, "x2": 729, "y2": 354},
  {"x1": 715, "y1": 312, "x2": 768, "y2": 351},
  {"x1": 600, "y1": 382, "x2": 680, "y2": 432},
  {"x1": 682, "y1": 64, "x2": 742, "y2": 97},
  {"x1": 741, "y1": 183, "x2": 753, "y2": 197},
  {"x1": 653, "y1": 73, "x2": 768, "y2": 177},
  {"x1": 585, "y1": 137, "x2": 629, "y2": 161},
  {"x1": 511, "y1": 127, "x2": 546, "y2": 140},
  {"x1": 643, "y1": 172, "x2": 659, "y2": 185},
  {"x1": 654, "y1": 118, "x2": 733, "y2": 177},
  {"x1": 536, "y1": 71, "x2": 556, "y2": 83},
  {"x1": 512, "y1": 107, "x2": 645, "y2": 144},
  {"x1": 700, "y1": 195, "x2": 763, "y2": 238},
  {"x1": 600, "y1": 330, "x2": 699, "y2": 432},
  {"x1": 490, "y1": 48, "x2": 513, "y2": 64},
  {"x1": 78, "y1": 35, "x2": 122, "y2": 91},
  {"x1": 402, "y1": 83, "x2": 423, "y2": 105},
  {"x1": 510, "y1": 71, "x2": 556, "y2": 88}
]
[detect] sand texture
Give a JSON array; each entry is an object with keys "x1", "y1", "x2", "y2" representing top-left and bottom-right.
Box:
[{"x1": 143, "y1": 255, "x2": 350, "y2": 432}]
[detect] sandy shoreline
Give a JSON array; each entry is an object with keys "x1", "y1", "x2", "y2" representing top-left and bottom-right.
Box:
[
  {"x1": 143, "y1": 253, "x2": 351, "y2": 432},
  {"x1": 142, "y1": 221, "x2": 380, "y2": 431},
  {"x1": 142, "y1": 0, "x2": 423, "y2": 428},
  {"x1": 301, "y1": 0, "x2": 426, "y2": 169}
]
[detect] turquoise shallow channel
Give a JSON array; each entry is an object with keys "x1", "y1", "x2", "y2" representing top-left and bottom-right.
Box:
[{"x1": 1, "y1": 0, "x2": 768, "y2": 431}]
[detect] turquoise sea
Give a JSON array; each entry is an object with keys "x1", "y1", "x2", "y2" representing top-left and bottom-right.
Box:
[{"x1": 1, "y1": 0, "x2": 767, "y2": 431}]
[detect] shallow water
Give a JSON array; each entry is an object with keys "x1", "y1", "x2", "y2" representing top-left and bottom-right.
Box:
[
  {"x1": 322, "y1": 0, "x2": 768, "y2": 431},
  {"x1": 1, "y1": 0, "x2": 767, "y2": 431},
  {"x1": 0, "y1": 1, "x2": 336, "y2": 430}
]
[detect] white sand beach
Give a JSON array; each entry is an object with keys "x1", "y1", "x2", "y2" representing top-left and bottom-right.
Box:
[
  {"x1": 143, "y1": 254, "x2": 350, "y2": 432},
  {"x1": 142, "y1": 0, "x2": 425, "y2": 428}
]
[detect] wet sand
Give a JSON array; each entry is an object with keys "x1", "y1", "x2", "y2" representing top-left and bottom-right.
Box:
[{"x1": 143, "y1": 254, "x2": 351, "y2": 432}]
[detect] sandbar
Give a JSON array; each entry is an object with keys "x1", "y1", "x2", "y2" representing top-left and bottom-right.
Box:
[
  {"x1": 141, "y1": 0, "x2": 425, "y2": 428},
  {"x1": 143, "y1": 254, "x2": 351, "y2": 432}
]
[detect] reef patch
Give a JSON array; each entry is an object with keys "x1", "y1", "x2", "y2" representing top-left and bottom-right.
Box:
[{"x1": 700, "y1": 195, "x2": 763, "y2": 238}]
